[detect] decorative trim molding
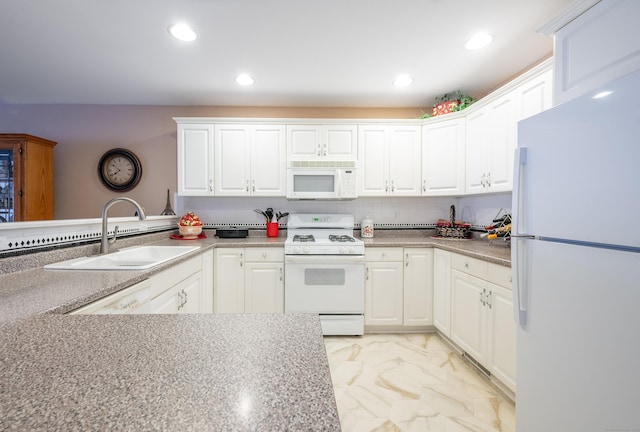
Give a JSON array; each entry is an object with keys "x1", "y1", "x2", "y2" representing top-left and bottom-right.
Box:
[
  {"x1": 538, "y1": 0, "x2": 601, "y2": 36},
  {"x1": 0, "y1": 216, "x2": 178, "y2": 253}
]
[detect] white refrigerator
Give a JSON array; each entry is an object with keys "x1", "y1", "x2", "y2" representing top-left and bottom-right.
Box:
[{"x1": 512, "y1": 69, "x2": 640, "y2": 431}]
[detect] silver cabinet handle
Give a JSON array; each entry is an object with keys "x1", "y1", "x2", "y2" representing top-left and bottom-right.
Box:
[
  {"x1": 487, "y1": 290, "x2": 492, "y2": 309},
  {"x1": 480, "y1": 174, "x2": 486, "y2": 188},
  {"x1": 366, "y1": 267, "x2": 370, "y2": 280},
  {"x1": 423, "y1": 179, "x2": 426, "y2": 192},
  {"x1": 245, "y1": 180, "x2": 249, "y2": 192},
  {"x1": 209, "y1": 178, "x2": 213, "y2": 192},
  {"x1": 183, "y1": 289, "x2": 188, "y2": 307},
  {"x1": 391, "y1": 180, "x2": 395, "y2": 192},
  {"x1": 279, "y1": 267, "x2": 283, "y2": 281},
  {"x1": 177, "y1": 291, "x2": 184, "y2": 310},
  {"x1": 405, "y1": 253, "x2": 409, "y2": 267},
  {"x1": 239, "y1": 253, "x2": 243, "y2": 267},
  {"x1": 480, "y1": 288, "x2": 486, "y2": 306},
  {"x1": 252, "y1": 180, "x2": 255, "y2": 192},
  {"x1": 486, "y1": 172, "x2": 492, "y2": 187},
  {"x1": 385, "y1": 180, "x2": 389, "y2": 192}
]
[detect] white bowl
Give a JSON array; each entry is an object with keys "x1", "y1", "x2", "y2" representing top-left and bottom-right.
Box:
[{"x1": 178, "y1": 225, "x2": 202, "y2": 239}]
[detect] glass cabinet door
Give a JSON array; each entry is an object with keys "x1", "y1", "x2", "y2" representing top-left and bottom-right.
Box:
[{"x1": 0, "y1": 149, "x2": 14, "y2": 222}]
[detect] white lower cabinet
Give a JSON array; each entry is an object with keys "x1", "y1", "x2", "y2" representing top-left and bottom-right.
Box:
[
  {"x1": 244, "y1": 248, "x2": 284, "y2": 313},
  {"x1": 450, "y1": 253, "x2": 515, "y2": 393},
  {"x1": 403, "y1": 248, "x2": 433, "y2": 327},
  {"x1": 147, "y1": 251, "x2": 210, "y2": 314},
  {"x1": 365, "y1": 248, "x2": 404, "y2": 327},
  {"x1": 148, "y1": 271, "x2": 203, "y2": 314},
  {"x1": 70, "y1": 251, "x2": 213, "y2": 315},
  {"x1": 214, "y1": 247, "x2": 284, "y2": 314},
  {"x1": 364, "y1": 247, "x2": 433, "y2": 329}
]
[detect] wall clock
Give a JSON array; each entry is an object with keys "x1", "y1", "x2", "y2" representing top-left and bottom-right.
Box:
[{"x1": 98, "y1": 148, "x2": 143, "y2": 192}]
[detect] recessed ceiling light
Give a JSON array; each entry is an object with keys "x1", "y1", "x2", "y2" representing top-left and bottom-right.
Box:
[
  {"x1": 465, "y1": 32, "x2": 493, "y2": 50},
  {"x1": 236, "y1": 74, "x2": 255, "y2": 86},
  {"x1": 393, "y1": 74, "x2": 413, "y2": 88},
  {"x1": 168, "y1": 23, "x2": 197, "y2": 42},
  {"x1": 592, "y1": 90, "x2": 613, "y2": 99}
]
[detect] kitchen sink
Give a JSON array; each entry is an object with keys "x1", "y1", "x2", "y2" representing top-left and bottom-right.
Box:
[{"x1": 44, "y1": 245, "x2": 200, "y2": 270}]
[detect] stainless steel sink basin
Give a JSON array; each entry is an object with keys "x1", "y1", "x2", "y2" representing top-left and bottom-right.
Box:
[{"x1": 44, "y1": 245, "x2": 200, "y2": 270}]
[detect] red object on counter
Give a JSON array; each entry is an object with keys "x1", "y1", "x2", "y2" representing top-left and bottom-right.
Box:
[
  {"x1": 170, "y1": 233, "x2": 207, "y2": 240},
  {"x1": 266, "y1": 222, "x2": 278, "y2": 238}
]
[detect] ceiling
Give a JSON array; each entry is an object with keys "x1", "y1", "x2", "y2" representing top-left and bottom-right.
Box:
[{"x1": 0, "y1": 0, "x2": 573, "y2": 108}]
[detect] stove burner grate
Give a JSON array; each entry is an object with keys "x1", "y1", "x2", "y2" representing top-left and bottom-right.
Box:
[
  {"x1": 329, "y1": 234, "x2": 355, "y2": 243},
  {"x1": 293, "y1": 234, "x2": 315, "y2": 243}
]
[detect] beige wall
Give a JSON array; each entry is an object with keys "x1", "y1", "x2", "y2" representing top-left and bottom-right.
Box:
[{"x1": 0, "y1": 105, "x2": 424, "y2": 219}]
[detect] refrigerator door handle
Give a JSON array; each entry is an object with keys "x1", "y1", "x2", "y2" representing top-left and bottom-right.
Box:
[{"x1": 512, "y1": 147, "x2": 528, "y2": 326}]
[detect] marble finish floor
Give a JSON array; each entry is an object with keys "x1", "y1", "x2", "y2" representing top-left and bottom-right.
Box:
[{"x1": 324, "y1": 333, "x2": 515, "y2": 432}]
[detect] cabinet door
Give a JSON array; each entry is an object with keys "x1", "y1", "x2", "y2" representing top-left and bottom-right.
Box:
[
  {"x1": 422, "y1": 119, "x2": 466, "y2": 196},
  {"x1": 324, "y1": 125, "x2": 357, "y2": 160},
  {"x1": 358, "y1": 126, "x2": 389, "y2": 196},
  {"x1": 465, "y1": 109, "x2": 489, "y2": 194},
  {"x1": 180, "y1": 272, "x2": 203, "y2": 314},
  {"x1": 214, "y1": 125, "x2": 250, "y2": 196},
  {"x1": 403, "y1": 248, "x2": 433, "y2": 326},
  {"x1": 177, "y1": 123, "x2": 214, "y2": 196},
  {"x1": 214, "y1": 248, "x2": 245, "y2": 313},
  {"x1": 287, "y1": 125, "x2": 322, "y2": 160},
  {"x1": 148, "y1": 285, "x2": 181, "y2": 314},
  {"x1": 517, "y1": 68, "x2": 553, "y2": 121},
  {"x1": 388, "y1": 126, "x2": 422, "y2": 196},
  {"x1": 487, "y1": 283, "x2": 516, "y2": 392},
  {"x1": 433, "y1": 249, "x2": 452, "y2": 336},
  {"x1": 245, "y1": 262, "x2": 284, "y2": 313},
  {"x1": 451, "y1": 269, "x2": 487, "y2": 363},
  {"x1": 485, "y1": 93, "x2": 517, "y2": 192},
  {"x1": 251, "y1": 125, "x2": 286, "y2": 196},
  {"x1": 365, "y1": 261, "x2": 404, "y2": 326},
  {"x1": 553, "y1": 0, "x2": 640, "y2": 105}
]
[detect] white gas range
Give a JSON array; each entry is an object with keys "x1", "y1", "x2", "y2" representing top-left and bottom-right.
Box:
[{"x1": 284, "y1": 214, "x2": 365, "y2": 335}]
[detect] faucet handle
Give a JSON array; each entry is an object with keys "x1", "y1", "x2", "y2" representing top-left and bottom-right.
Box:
[{"x1": 109, "y1": 225, "x2": 120, "y2": 247}]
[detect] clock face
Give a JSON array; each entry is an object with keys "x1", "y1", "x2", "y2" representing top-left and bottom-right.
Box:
[{"x1": 98, "y1": 148, "x2": 142, "y2": 191}]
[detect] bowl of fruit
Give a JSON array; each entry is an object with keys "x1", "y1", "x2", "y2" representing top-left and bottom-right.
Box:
[{"x1": 177, "y1": 211, "x2": 203, "y2": 239}]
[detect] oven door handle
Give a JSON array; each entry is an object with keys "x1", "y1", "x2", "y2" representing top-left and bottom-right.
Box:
[{"x1": 285, "y1": 255, "x2": 365, "y2": 264}]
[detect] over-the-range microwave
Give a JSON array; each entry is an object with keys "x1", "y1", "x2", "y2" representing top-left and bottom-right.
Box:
[{"x1": 286, "y1": 161, "x2": 357, "y2": 200}]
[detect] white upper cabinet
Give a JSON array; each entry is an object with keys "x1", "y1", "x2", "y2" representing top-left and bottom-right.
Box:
[
  {"x1": 177, "y1": 124, "x2": 214, "y2": 196},
  {"x1": 516, "y1": 68, "x2": 553, "y2": 121},
  {"x1": 287, "y1": 125, "x2": 357, "y2": 161},
  {"x1": 422, "y1": 117, "x2": 466, "y2": 196},
  {"x1": 465, "y1": 62, "x2": 552, "y2": 195},
  {"x1": 215, "y1": 124, "x2": 286, "y2": 196},
  {"x1": 358, "y1": 125, "x2": 422, "y2": 196},
  {"x1": 549, "y1": 0, "x2": 640, "y2": 105}
]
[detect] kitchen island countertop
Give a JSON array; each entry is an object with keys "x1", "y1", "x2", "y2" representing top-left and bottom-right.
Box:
[{"x1": 0, "y1": 313, "x2": 340, "y2": 432}]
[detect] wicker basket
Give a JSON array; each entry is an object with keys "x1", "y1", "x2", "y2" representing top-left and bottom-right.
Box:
[{"x1": 435, "y1": 223, "x2": 471, "y2": 239}]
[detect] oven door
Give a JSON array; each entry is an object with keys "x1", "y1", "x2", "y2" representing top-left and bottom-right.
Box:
[{"x1": 284, "y1": 255, "x2": 364, "y2": 313}]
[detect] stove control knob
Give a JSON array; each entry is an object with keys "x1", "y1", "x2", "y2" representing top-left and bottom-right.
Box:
[
  {"x1": 293, "y1": 246, "x2": 301, "y2": 254},
  {"x1": 303, "y1": 246, "x2": 311, "y2": 254},
  {"x1": 339, "y1": 246, "x2": 347, "y2": 254}
]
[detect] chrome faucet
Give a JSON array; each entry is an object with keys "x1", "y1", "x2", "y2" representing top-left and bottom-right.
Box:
[{"x1": 100, "y1": 197, "x2": 146, "y2": 254}]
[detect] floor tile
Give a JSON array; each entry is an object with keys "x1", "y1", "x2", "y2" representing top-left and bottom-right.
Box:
[{"x1": 324, "y1": 334, "x2": 515, "y2": 432}]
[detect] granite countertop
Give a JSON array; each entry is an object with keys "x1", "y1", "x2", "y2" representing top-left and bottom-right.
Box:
[
  {"x1": 0, "y1": 313, "x2": 340, "y2": 431},
  {"x1": 0, "y1": 227, "x2": 510, "y2": 431},
  {"x1": 0, "y1": 228, "x2": 509, "y2": 324}
]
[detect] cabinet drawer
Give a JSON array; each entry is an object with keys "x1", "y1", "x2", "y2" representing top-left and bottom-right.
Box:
[
  {"x1": 244, "y1": 247, "x2": 284, "y2": 262},
  {"x1": 451, "y1": 253, "x2": 488, "y2": 280},
  {"x1": 487, "y1": 263, "x2": 512, "y2": 290},
  {"x1": 365, "y1": 247, "x2": 403, "y2": 261}
]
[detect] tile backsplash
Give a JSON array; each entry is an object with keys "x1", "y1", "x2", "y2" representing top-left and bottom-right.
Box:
[{"x1": 175, "y1": 193, "x2": 512, "y2": 229}]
